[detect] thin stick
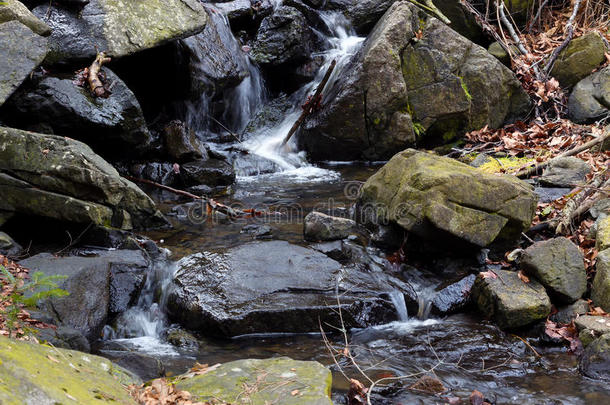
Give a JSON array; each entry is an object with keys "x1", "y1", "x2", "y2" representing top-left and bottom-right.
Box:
[
  {"x1": 511, "y1": 334, "x2": 541, "y2": 357},
  {"x1": 544, "y1": 0, "x2": 583, "y2": 74},
  {"x1": 527, "y1": 0, "x2": 549, "y2": 32},
  {"x1": 280, "y1": 60, "x2": 337, "y2": 147}
]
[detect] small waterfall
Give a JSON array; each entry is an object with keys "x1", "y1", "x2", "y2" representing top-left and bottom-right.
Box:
[
  {"x1": 389, "y1": 291, "x2": 409, "y2": 321},
  {"x1": 222, "y1": 60, "x2": 267, "y2": 133}
]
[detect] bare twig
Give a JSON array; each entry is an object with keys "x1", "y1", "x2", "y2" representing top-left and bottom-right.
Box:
[{"x1": 544, "y1": 0, "x2": 583, "y2": 74}]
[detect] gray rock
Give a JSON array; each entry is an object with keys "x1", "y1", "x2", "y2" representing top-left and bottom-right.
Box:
[
  {"x1": 163, "y1": 120, "x2": 207, "y2": 162},
  {"x1": 0, "y1": 0, "x2": 51, "y2": 36},
  {"x1": 0, "y1": 127, "x2": 167, "y2": 230},
  {"x1": 164, "y1": 327, "x2": 199, "y2": 349},
  {"x1": 98, "y1": 349, "x2": 165, "y2": 381},
  {"x1": 578, "y1": 315, "x2": 610, "y2": 347},
  {"x1": 534, "y1": 186, "x2": 572, "y2": 203},
  {"x1": 19, "y1": 249, "x2": 151, "y2": 339},
  {"x1": 33, "y1": 0, "x2": 208, "y2": 64},
  {"x1": 250, "y1": 6, "x2": 314, "y2": 67},
  {"x1": 166, "y1": 241, "x2": 405, "y2": 336},
  {"x1": 214, "y1": 0, "x2": 274, "y2": 28},
  {"x1": 550, "y1": 32, "x2": 606, "y2": 88},
  {"x1": 593, "y1": 249, "x2": 610, "y2": 312},
  {"x1": 36, "y1": 326, "x2": 91, "y2": 353},
  {"x1": 5, "y1": 68, "x2": 153, "y2": 157},
  {"x1": 0, "y1": 231, "x2": 22, "y2": 257},
  {"x1": 325, "y1": 0, "x2": 394, "y2": 34},
  {"x1": 301, "y1": 2, "x2": 529, "y2": 161},
  {"x1": 550, "y1": 299, "x2": 589, "y2": 324},
  {"x1": 130, "y1": 162, "x2": 179, "y2": 187},
  {"x1": 579, "y1": 333, "x2": 610, "y2": 381},
  {"x1": 539, "y1": 157, "x2": 591, "y2": 188},
  {"x1": 0, "y1": 21, "x2": 47, "y2": 107},
  {"x1": 473, "y1": 269, "x2": 551, "y2": 329},
  {"x1": 180, "y1": 159, "x2": 236, "y2": 187},
  {"x1": 240, "y1": 224, "x2": 273, "y2": 239},
  {"x1": 431, "y1": 274, "x2": 477, "y2": 315},
  {"x1": 303, "y1": 211, "x2": 358, "y2": 241},
  {"x1": 568, "y1": 65, "x2": 610, "y2": 123},
  {"x1": 521, "y1": 237, "x2": 587, "y2": 304}
]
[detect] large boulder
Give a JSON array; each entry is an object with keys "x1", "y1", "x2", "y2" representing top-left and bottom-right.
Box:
[
  {"x1": 0, "y1": 127, "x2": 167, "y2": 230},
  {"x1": 176, "y1": 357, "x2": 332, "y2": 405},
  {"x1": 3, "y1": 68, "x2": 153, "y2": 158},
  {"x1": 0, "y1": 337, "x2": 139, "y2": 404},
  {"x1": 300, "y1": 1, "x2": 529, "y2": 161},
  {"x1": 473, "y1": 269, "x2": 551, "y2": 329},
  {"x1": 550, "y1": 32, "x2": 606, "y2": 89},
  {"x1": 0, "y1": 0, "x2": 51, "y2": 36},
  {"x1": 166, "y1": 241, "x2": 405, "y2": 336},
  {"x1": 0, "y1": 21, "x2": 47, "y2": 107},
  {"x1": 33, "y1": 0, "x2": 208, "y2": 64},
  {"x1": 20, "y1": 249, "x2": 151, "y2": 339},
  {"x1": 593, "y1": 249, "x2": 610, "y2": 312},
  {"x1": 520, "y1": 237, "x2": 587, "y2": 304},
  {"x1": 579, "y1": 333, "x2": 610, "y2": 381},
  {"x1": 568, "y1": 66, "x2": 610, "y2": 123},
  {"x1": 356, "y1": 149, "x2": 537, "y2": 248}
]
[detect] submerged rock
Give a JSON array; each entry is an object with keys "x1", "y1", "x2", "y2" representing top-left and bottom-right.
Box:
[
  {"x1": 167, "y1": 241, "x2": 403, "y2": 336},
  {"x1": 176, "y1": 357, "x2": 332, "y2": 405},
  {"x1": 0, "y1": 127, "x2": 167, "y2": 230},
  {"x1": 0, "y1": 337, "x2": 139, "y2": 404},
  {"x1": 0, "y1": 0, "x2": 51, "y2": 36},
  {"x1": 33, "y1": 0, "x2": 208, "y2": 64},
  {"x1": 356, "y1": 149, "x2": 537, "y2": 248},
  {"x1": 473, "y1": 269, "x2": 551, "y2": 329},
  {"x1": 568, "y1": 66, "x2": 610, "y2": 123},
  {"x1": 0, "y1": 21, "x2": 47, "y2": 107},
  {"x1": 579, "y1": 333, "x2": 610, "y2": 381},
  {"x1": 4, "y1": 68, "x2": 153, "y2": 158},
  {"x1": 520, "y1": 237, "x2": 587, "y2": 304},
  {"x1": 301, "y1": 1, "x2": 529, "y2": 161},
  {"x1": 593, "y1": 249, "x2": 610, "y2": 312},
  {"x1": 303, "y1": 211, "x2": 358, "y2": 241},
  {"x1": 550, "y1": 32, "x2": 606, "y2": 88}
]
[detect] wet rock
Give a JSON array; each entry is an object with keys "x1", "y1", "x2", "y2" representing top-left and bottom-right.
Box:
[
  {"x1": 595, "y1": 216, "x2": 610, "y2": 252},
  {"x1": 325, "y1": 0, "x2": 394, "y2": 34},
  {"x1": 0, "y1": 231, "x2": 22, "y2": 257},
  {"x1": 593, "y1": 249, "x2": 610, "y2": 312},
  {"x1": 163, "y1": 120, "x2": 208, "y2": 162},
  {"x1": 550, "y1": 299, "x2": 589, "y2": 324},
  {"x1": 181, "y1": 8, "x2": 249, "y2": 98},
  {"x1": 242, "y1": 94, "x2": 292, "y2": 140},
  {"x1": 250, "y1": 6, "x2": 314, "y2": 67},
  {"x1": 214, "y1": 0, "x2": 274, "y2": 28},
  {"x1": 431, "y1": 274, "x2": 477, "y2": 315},
  {"x1": 32, "y1": 0, "x2": 208, "y2": 64},
  {"x1": 240, "y1": 224, "x2": 273, "y2": 239},
  {"x1": 284, "y1": 0, "x2": 332, "y2": 35},
  {"x1": 301, "y1": 2, "x2": 529, "y2": 161},
  {"x1": 356, "y1": 149, "x2": 537, "y2": 248},
  {"x1": 0, "y1": 0, "x2": 51, "y2": 36},
  {"x1": 568, "y1": 65, "x2": 610, "y2": 123},
  {"x1": 180, "y1": 159, "x2": 236, "y2": 187},
  {"x1": 550, "y1": 32, "x2": 606, "y2": 88},
  {"x1": 19, "y1": 249, "x2": 151, "y2": 339},
  {"x1": 538, "y1": 157, "x2": 591, "y2": 188},
  {"x1": 0, "y1": 127, "x2": 167, "y2": 230},
  {"x1": 166, "y1": 241, "x2": 403, "y2": 336},
  {"x1": 576, "y1": 316, "x2": 610, "y2": 348},
  {"x1": 473, "y1": 269, "x2": 551, "y2": 329},
  {"x1": 0, "y1": 337, "x2": 139, "y2": 404},
  {"x1": 0, "y1": 21, "x2": 47, "y2": 107},
  {"x1": 303, "y1": 211, "x2": 358, "y2": 241},
  {"x1": 36, "y1": 326, "x2": 91, "y2": 353},
  {"x1": 310, "y1": 240, "x2": 346, "y2": 262},
  {"x1": 232, "y1": 153, "x2": 282, "y2": 176},
  {"x1": 521, "y1": 237, "x2": 586, "y2": 304},
  {"x1": 130, "y1": 162, "x2": 179, "y2": 187},
  {"x1": 579, "y1": 333, "x2": 610, "y2": 381},
  {"x1": 5, "y1": 69, "x2": 153, "y2": 157},
  {"x1": 164, "y1": 327, "x2": 199, "y2": 349},
  {"x1": 176, "y1": 357, "x2": 332, "y2": 404},
  {"x1": 99, "y1": 350, "x2": 165, "y2": 381}
]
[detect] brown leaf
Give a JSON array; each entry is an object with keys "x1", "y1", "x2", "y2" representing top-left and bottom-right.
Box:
[
  {"x1": 518, "y1": 270, "x2": 530, "y2": 283},
  {"x1": 479, "y1": 270, "x2": 498, "y2": 280},
  {"x1": 470, "y1": 390, "x2": 485, "y2": 405}
]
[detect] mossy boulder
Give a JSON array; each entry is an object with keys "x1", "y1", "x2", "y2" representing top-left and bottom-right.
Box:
[
  {"x1": 593, "y1": 249, "x2": 610, "y2": 312},
  {"x1": 472, "y1": 269, "x2": 551, "y2": 329},
  {"x1": 568, "y1": 66, "x2": 610, "y2": 123},
  {"x1": 0, "y1": 21, "x2": 47, "y2": 107},
  {"x1": 0, "y1": 127, "x2": 167, "y2": 230},
  {"x1": 550, "y1": 32, "x2": 606, "y2": 88},
  {"x1": 301, "y1": 1, "x2": 529, "y2": 161},
  {"x1": 579, "y1": 333, "x2": 610, "y2": 381},
  {"x1": 520, "y1": 237, "x2": 587, "y2": 304},
  {"x1": 175, "y1": 357, "x2": 332, "y2": 405},
  {"x1": 33, "y1": 0, "x2": 208, "y2": 64},
  {"x1": 595, "y1": 216, "x2": 610, "y2": 252},
  {"x1": 0, "y1": 0, "x2": 51, "y2": 36},
  {"x1": 356, "y1": 149, "x2": 537, "y2": 247},
  {"x1": 0, "y1": 337, "x2": 139, "y2": 404}
]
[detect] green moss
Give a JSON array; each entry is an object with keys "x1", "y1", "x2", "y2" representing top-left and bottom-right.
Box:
[
  {"x1": 477, "y1": 156, "x2": 535, "y2": 174},
  {"x1": 458, "y1": 76, "x2": 472, "y2": 101}
]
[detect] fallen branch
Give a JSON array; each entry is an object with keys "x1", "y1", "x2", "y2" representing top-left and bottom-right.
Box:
[
  {"x1": 515, "y1": 128, "x2": 610, "y2": 178},
  {"x1": 527, "y1": 0, "x2": 549, "y2": 32},
  {"x1": 409, "y1": 0, "x2": 451, "y2": 24},
  {"x1": 280, "y1": 59, "x2": 336, "y2": 147},
  {"x1": 555, "y1": 174, "x2": 606, "y2": 235},
  {"x1": 88, "y1": 52, "x2": 112, "y2": 97},
  {"x1": 544, "y1": 0, "x2": 583, "y2": 75},
  {"x1": 460, "y1": 0, "x2": 513, "y2": 56}
]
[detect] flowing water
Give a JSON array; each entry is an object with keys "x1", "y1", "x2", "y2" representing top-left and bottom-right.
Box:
[{"x1": 102, "y1": 5, "x2": 610, "y2": 404}]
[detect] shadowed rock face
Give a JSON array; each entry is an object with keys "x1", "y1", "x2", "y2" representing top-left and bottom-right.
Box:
[
  {"x1": 569, "y1": 66, "x2": 610, "y2": 123},
  {"x1": 300, "y1": 1, "x2": 530, "y2": 161},
  {"x1": 356, "y1": 149, "x2": 537, "y2": 248},
  {"x1": 166, "y1": 241, "x2": 410, "y2": 337}
]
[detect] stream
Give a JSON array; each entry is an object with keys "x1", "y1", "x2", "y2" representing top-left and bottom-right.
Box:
[{"x1": 98, "y1": 4, "x2": 610, "y2": 404}]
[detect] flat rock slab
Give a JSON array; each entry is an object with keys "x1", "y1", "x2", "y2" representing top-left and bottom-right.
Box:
[
  {"x1": 167, "y1": 241, "x2": 402, "y2": 336},
  {"x1": 576, "y1": 315, "x2": 610, "y2": 335},
  {"x1": 175, "y1": 357, "x2": 332, "y2": 405},
  {"x1": 0, "y1": 337, "x2": 138, "y2": 404},
  {"x1": 0, "y1": 21, "x2": 47, "y2": 106},
  {"x1": 473, "y1": 269, "x2": 551, "y2": 329}
]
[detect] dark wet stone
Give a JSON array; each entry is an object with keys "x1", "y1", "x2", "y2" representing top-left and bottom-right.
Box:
[
  {"x1": 579, "y1": 333, "x2": 610, "y2": 381},
  {"x1": 180, "y1": 159, "x2": 236, "y2": 187},
  {"x1": 36, "y1": 326, "x2": 91, "y2": 353},
  {"x1": 99, "y1": 349, "x2": 165, "y2": 381},
  {"x1": 163, "y1": 120, "x2": 208, "y2": 162},
  {"x1": 431, "y1": 274, "x2": 477, "y2": 315}
]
